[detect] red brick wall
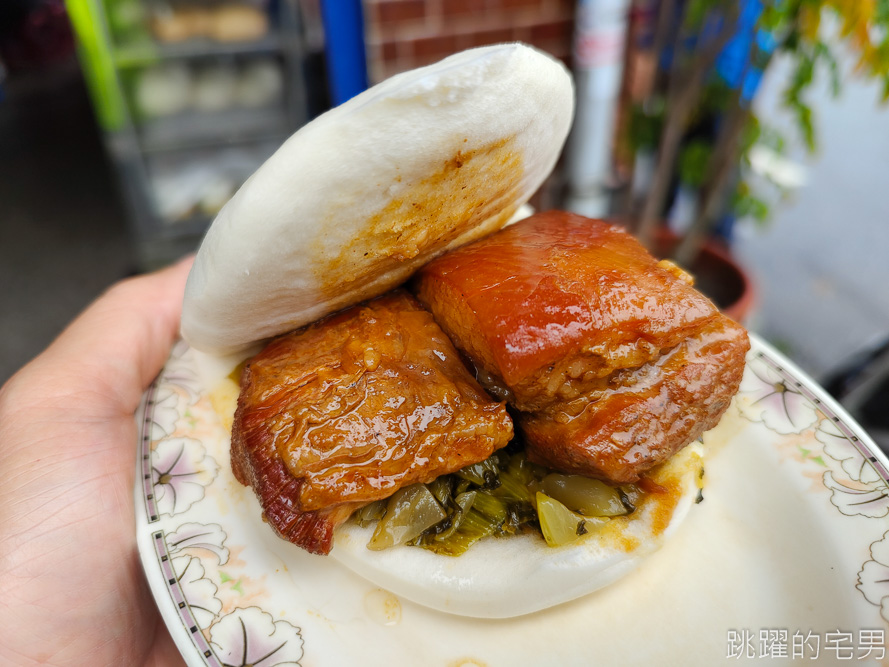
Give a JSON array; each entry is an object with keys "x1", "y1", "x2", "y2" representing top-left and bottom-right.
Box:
[{"x1": 363, "y1": 0, "x2": 576, "y2": 83}]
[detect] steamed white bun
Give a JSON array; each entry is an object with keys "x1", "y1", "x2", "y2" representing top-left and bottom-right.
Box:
[{"x1": 181, "y1": 44, "x2": 574, "y2": 354}]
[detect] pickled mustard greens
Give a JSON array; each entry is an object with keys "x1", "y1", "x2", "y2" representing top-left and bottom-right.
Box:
[
  {"x1": 539, "y1": 473, "x2": 629, "y2": 517},
  {"x1": 354, "y1": 447, "x2": 641, "y2": 555},
  {"x1": 366, "y1": 484, "x2": 447, "y2": 550},
  {"x1": 536, "y1": 493, "x2": 607, "y2": 548}
]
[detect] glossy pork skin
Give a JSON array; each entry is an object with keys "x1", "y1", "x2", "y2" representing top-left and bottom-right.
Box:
[
  {"x1": 414, "y1": 211, "x2": 720, "y2": 412},
  {"x1": 230, "y1": 290, "x2": 513, "y2": 554},
  {"x1": 415, "y1": 211, "x2": 749, "y2": 483},
  {"x1": 520, "y1": 317, "x2": 748, "y2": 483}
]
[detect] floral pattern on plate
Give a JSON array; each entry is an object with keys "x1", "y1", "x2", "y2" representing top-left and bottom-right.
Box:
[
  {"x1": 736, "y1": 356, "x2": 819, "y2": 434},
  {"x1": 138, "y1": 344, "x2": 305, "y2": 666},
  {"x1": 151, "y1": 437, "x2": 220, "y2": 517},
  {"x1": 137, "y1": 337, "x2": 889, "y2": 665},
  {"x1": 209, "y1": 607, "x2": 305, "y2": 667},
  {"x1": 739, "y1": 349, "x2": 889, "y2": 625}
]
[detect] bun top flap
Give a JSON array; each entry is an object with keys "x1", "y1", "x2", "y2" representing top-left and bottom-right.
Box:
[{"x1": 181, "y1": 43, "x2": 574, "y2": 354}]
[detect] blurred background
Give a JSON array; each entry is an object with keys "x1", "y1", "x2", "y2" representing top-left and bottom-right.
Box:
[{"x1": 1, "y1": 0, "x2": 887, "y2": 444}]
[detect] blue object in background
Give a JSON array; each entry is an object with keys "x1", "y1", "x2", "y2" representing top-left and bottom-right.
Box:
[
  {"x1": 714, "y1": 0, "x2": 776, "y2": 103},
  {"x1": 710, "y1": 0, "x2": 778, "y2": 244},
  {"x1": 320, "y1": 0, "x2": 369, "y2": 106},
  {"x1": 658, "y1": 0, "x2": 776, "y2": 103}
]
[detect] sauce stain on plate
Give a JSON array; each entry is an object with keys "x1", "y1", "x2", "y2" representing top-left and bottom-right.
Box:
[{"x1": 364, "y1": 588, "x2": 402, "y2": 626}]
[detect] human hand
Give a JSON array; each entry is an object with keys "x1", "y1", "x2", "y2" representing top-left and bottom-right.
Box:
[{"x1": 0, "y1": 257, "x2": 194, "y2": 666}]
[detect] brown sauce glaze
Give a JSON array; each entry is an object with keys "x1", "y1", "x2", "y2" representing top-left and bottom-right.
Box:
[
  {"x1": 231, "y1": 291, "x2": 513, "y2": 554},
  {"x1": 316, "y1": 137, "x2": 524, "y2": 304},
  {"x1": 414, "y1": 211, "x2": 749, "y2": 483},
  {"x1": 520, "y1": 317, "x2": 748, "y2": 483},
  {"x1": 414, "y1": 211, "x2": 723, "y2": 413}
]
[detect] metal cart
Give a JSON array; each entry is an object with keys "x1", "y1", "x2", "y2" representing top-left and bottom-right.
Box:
[{"x1": 66, "y1": 0, "x2": 319, "y2": 267}]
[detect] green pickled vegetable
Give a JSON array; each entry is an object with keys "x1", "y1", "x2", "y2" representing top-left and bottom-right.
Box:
[
  {"x1": 419, "y1": 507, "x2": 500, "y2": 556},
  {"x1": 455, "y1": 457, "x2": 500, "y2": 488},
  {"x1": 431, "y1": 491, "x2": 477, "y2": 542},
  {"x1": 619, "y1": 484, "x2": 642, "y2": 512},
  {"x1": 359, "y1": 447, "x2": 642, "y2": 555},
  {"x1": 471, "y1": 490, "x2": 509, "y2": 524},
  {"x1": 536, "y1": 492, "x2": 606, "y2": 547},
  {"x1": 540, "y1": 473, "x2": 629, "y2": 517},
  {"x1": 501, "y1": 502, "x2": 537, "y2": 536},
  {"x1": 354, "y1": 499, "x2": 387, "y2": 527},
  {"x1": 504, "y1": 450, "x2": 544, "y2": 485},
  {"x1": 368, "y1": 484, "x2": 446, "y2": 550},
  {"x1": 427, "y1": 476, "x2": 453, "y2": 507},
  {"x1": 492, "y1": 466, "x2": 534, "y2": 504}
]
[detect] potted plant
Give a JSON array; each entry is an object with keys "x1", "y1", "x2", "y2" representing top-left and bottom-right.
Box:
[{"x1": 617, "y1": 0, "x2": 889, "y2": 320}]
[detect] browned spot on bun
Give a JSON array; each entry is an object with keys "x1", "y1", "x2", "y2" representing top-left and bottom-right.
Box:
[
  {"x1": 595, "y1": 446, "x2": 701, "y2": 552},
  {"x1": 318, "y1": 137, "x2": 524, "y2": 301},
  {"x1": 598, "y1": 520, "x2": 642, "y2": 553},
  {"x1": 641, "y1": 462, "x2": 687, "y2": 539}
]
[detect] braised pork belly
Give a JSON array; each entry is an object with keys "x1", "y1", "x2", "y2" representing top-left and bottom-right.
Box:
[
  {"x1": 517, "y1": 317, "x2": 747, "y2": 483},
  {"x1": 231, "y1": 291, "x2": 513, "y2": 554},
  {"x1": 415, "y1": 211, "x2": 749, "y2": 483}
]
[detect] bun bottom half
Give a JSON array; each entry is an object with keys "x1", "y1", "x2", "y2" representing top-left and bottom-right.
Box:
[{"x1": 331, "y1": 442, "x2": 704, "y2": 618}]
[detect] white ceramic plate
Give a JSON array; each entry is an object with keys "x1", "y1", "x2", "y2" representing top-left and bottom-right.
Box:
[{"x1": 135, "y1": 334, "x2": 889, "y2": 666}]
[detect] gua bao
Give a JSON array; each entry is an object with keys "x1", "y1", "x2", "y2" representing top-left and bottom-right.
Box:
[{"x1": 180, "y1": 44, "x2": 748, "y2": 618}]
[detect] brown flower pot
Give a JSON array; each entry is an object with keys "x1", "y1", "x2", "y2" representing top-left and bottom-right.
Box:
[{"x1": 654, "y1": 229, "x2": 756, "y2": 325}]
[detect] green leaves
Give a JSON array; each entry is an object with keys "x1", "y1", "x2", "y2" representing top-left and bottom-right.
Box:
[
  {"x1": 678, "y1": 139, "x2": 713, "y2": 188},
  {"x1": 732, "y1": 182, "x2": 770, "y2": 224},
  {"x1": 814, "y1": 41, "x2": 842, "y2": 96},
  {"x1": 773, "y1": 0, "x2": 889, "y2": 149},
  {"x1": 780, "y1": 40, "x2": 836, "y2": 154},
  {"x1": 630, "y1": 0, "x2": 889, "y2": 241},
  {"x1": 684, "y1": 0, "x2": 716, "y2": 31},
  {"x1": 787, "y1": 99, "x2": 816, "y2": 152}
]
